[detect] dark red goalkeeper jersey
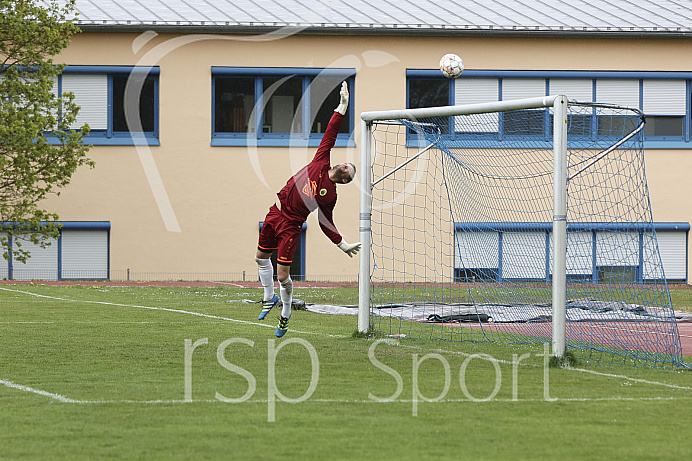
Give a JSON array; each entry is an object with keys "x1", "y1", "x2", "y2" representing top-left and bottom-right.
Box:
[{"x1": 276, "y1": 111, "x2": 344, "y2": 244}]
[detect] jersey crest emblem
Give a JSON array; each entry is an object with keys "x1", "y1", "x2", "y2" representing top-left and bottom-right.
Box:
[
  {"x1": 302, "y1": 180, "x2": 318, "y2": 198},
  {"x1": 319, "y1": 188, "x2": 327, "y2": 196}
]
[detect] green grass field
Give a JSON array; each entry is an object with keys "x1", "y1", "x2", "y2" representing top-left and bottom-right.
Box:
[{"x1": 1, "y1": 283, "x2": 691, "y2": 460}]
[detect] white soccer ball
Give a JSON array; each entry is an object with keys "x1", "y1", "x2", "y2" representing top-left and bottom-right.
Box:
[{"x1": 439, "y1": 53, "x2": 464, "y2": 79}]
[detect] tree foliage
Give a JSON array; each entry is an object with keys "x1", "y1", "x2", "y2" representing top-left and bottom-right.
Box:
[{"x1": 0, "y1": 0, "x2": 93, "y2": 263}]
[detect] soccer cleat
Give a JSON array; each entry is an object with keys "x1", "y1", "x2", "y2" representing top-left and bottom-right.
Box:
[
  {"x1": 275, "y1": 315, "x2": 290, "y2": 338},
  {"x1": 258, "y1": 294, "x2": 279, "y2": 320}
]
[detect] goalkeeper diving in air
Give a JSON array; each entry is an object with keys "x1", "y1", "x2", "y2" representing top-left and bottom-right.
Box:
[{"x1": 254, "y1": 81, "x2": 360, "y2": 338}]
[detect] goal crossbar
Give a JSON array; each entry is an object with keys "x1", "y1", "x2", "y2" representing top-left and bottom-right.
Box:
[{"x1": 360, "y1": 95, "x2": 560, "y2": 122}]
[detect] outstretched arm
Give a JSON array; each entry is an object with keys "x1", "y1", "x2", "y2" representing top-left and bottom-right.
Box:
[{"x1": 312, "y1": 82, "x2": 349, "y2": 164}]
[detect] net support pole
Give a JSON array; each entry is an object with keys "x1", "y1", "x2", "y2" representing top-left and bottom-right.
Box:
[
  {"x1": 358, "y1": 119, "x2": 373, "y2": 333},
  {"x1": 552, "y1": 95, "x2": 568, "y2": 358}
]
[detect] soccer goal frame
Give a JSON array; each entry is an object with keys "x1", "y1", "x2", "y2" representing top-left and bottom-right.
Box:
[{"x1": 358, "y1": 95, "x2": 581, "y2": 359}]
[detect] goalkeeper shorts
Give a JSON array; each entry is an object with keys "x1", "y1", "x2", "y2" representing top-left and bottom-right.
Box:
[{"x1": 257, "y1": 204, "x2": 302, "y2": 266}]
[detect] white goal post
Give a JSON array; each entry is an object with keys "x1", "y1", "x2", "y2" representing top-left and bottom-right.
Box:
[{"x1": 358, "y1": 95, "x2": 570, "y2": 357}]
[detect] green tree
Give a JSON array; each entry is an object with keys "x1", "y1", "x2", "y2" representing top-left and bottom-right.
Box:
[{"x1": 0, "y1": 0, "x2": 92, "y2": 264}]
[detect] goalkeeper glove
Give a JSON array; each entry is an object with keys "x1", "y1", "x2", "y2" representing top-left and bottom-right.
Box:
[
  {"x1": 334, "y1": 81, "x2": 349, "y2": 115},
  {"x1": 337, "y1": 239, "x2": 361, "y2": 258}
]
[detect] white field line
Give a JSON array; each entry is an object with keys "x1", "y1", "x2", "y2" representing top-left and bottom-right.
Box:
[
  {"x1": 0, "y1": 379, "x2": 78, "y2": 403},
  {"x1": 0, "y1": 286, "x2": 341, "y2": 337},
  {"x1": 1, "y1": 285, "x2": 690, "y2": 404},
  {"x1": 394, "y1": 343, "x2": 692, "y2": 390},
  {"x1": 1, "y1": 380, "x2": 691, "y2": 405},
  {"x1": 0, "y1": 321, "x2": 212, "y2": 324},
  {"x1": 567, "y1": 367, "x2": 692, "y2": 390}
]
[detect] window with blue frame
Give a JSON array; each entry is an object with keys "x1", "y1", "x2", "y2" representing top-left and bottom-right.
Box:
[
  {"x1": 212, "y1": 67, "x2": 355, "y2": 147},
  {"x1": 453, "y1": 222, "x2": 689, "y2": 284},
  {"x1": 50, "y1": 66, "x2": 159, "y2": 146},
  {"x1": 407, "y1": 70, "x2": 692, "y2": 148}
]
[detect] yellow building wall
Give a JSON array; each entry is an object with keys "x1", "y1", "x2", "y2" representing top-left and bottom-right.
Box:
[{"x1": 43, "y1": 32, "x2": 692, "y2": 281}]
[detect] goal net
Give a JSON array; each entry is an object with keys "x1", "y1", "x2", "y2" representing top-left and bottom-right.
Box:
[{"x1": 358, "y1": 96, "x2": 684, "y2": 368}]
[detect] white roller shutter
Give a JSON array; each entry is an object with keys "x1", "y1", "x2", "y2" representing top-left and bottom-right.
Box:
[
  {"x1": 455, "y1": 78, "x2": 500, "y2": 132},
  {"x1": 61, "y1": 229, "x2": 109, "y2": 279},
  {"x1": 549, "y1": 79, "x2": 593, "y2": 102},
  {"x1": 456, "y1": 78, "x2": 500, "y2": 104},
  {"x1": 642, "y1": 80, "x2": 686, "y2": 115},
  {"x1": 502, "y1": 231, "x2": 546, "y2": 279},
  {"x1": 596, "y1": 79, "x2": 640, "y2": 108},
  {"x1": 566, "y1": 231, "x2": 593, "y2": 276},
  {"x1": 595, "y1": 231, "x2": 639, "y2": 266},
  {"x1": 455, "y1": 231, "x2": 499, "y2": 269},
  {"x1": 502, "y1": 79, "x2": 546, "y2": 101},
  {"x1": 550, "y1": 231, "x2": 595, "y2": 278},
  {"x1": 653, "y1": 231, "x2": 687, "y2": 280},
  {"x1": 12, "y1": 237, "x2": 58, "y2": 281},
  {"x1": 62, "y1": 74, "x2": 108, "y2": 130}
]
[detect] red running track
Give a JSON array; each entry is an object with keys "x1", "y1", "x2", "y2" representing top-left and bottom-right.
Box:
[{"x1": 461, "y1": 320, "x2": 692, "y2": 358}]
